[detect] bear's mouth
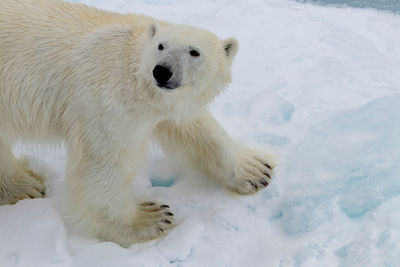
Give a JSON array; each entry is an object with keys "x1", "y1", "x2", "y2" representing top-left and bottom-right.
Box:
[
  {"x1": 155, "y1": 81, "x2": 181, "y2": 90},
  {"x1": 157, "y1": 83, "x2": 174, "y2": 90}
]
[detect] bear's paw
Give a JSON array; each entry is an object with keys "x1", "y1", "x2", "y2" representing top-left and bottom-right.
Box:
[
  {"x1": 226, "y1": 149, "x2": 274, "y2": 195},
  {"x1": 97, "y1": 201, "x2": 175, "y2": 247},
  {"x1": 0, "y1": 161, "x2": 46, "y2": 205}
]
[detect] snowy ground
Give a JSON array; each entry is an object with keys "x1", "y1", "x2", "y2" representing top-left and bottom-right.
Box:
[{"x1": 1, "y1": 0, "x2": 400, "y2": 266}]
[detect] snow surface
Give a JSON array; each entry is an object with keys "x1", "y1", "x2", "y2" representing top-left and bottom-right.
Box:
[{"x1": 1, "y1": 0, "x2": 400, "y2": 266}]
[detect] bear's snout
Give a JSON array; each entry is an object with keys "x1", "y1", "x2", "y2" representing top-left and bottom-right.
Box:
[{"x1": 153, "y1": 65, "x2": 173, "y2": 87}]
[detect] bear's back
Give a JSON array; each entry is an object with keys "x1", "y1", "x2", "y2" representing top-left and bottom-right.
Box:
[
  {"x1": 0, "y1": 0, "x2": 154, "y2": 139},
  {"x1": 0, "y1": 0, "x2": 141, "y2": 38}
]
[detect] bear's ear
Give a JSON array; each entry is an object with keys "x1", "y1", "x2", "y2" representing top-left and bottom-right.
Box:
[
  {"x1": 148, "y1": 23, "x2": 157, "y2": 39},
  {"x1": 223, "y1": 38, "x2": 239, "y2": 59}
]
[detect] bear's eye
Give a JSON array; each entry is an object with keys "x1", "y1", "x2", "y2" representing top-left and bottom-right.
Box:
[
  {"x1": 158, "y1": 44, "x2": 164, "y2": 50},
  {"x1": 190, "y1": 50, "x2": 200, "y2": 57}
]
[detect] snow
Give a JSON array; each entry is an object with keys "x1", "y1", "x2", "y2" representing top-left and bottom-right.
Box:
[{"x1": 1, "y1": 0, "x2": 400, "y2": 266}]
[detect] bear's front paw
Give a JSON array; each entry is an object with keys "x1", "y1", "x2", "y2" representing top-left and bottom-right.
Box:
[{"x1": 225, "y1": 150, "x2": 274, "y2": 195}]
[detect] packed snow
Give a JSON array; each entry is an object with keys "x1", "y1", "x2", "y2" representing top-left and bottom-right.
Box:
[{"x1": 1, "y1": 0, "x2": 400, "y2": 266}]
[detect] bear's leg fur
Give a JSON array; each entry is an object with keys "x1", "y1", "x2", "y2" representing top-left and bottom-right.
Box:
[
  {"x1": 64, "y1": 139, "x2": 174, "y2": 247},
  {"x1": 155, "y1": 112, "x2": 274, "y2": 195},
  {"x1": 0, "y1": 138, "x2": 46, "y2": 205}
]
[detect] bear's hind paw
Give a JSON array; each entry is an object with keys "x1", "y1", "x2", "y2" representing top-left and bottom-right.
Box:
[
  {"x1": 135, "y1": 201, "x2": 175, "y2": 235},
  {"x1": 97, "y1": 201, "x2": 175, "y2": 247},
  {"x1": 0, "y1": 167, "x2": 46, "y2": 205}
]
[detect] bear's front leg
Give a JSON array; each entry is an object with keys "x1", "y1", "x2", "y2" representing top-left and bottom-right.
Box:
[
  {"x1": 64, "y1": 140, "x2": 174, "y2": 247},
  {"x1": 155, "y1": 112, "x2": 275, "y2": 194}
]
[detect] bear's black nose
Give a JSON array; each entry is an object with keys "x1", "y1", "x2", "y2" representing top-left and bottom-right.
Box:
[{"x1": 153, "y1": 65, "x2": 172, "y2": 85}]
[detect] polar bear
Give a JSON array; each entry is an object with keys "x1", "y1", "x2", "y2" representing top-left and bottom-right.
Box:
[{"x1": 0, "y1": 0, "x2": 274, "y2": 247}]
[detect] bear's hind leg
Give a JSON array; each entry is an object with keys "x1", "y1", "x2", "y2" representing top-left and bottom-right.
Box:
[{"x1": 0, "y1": 138, "x2": 46, "y2": 205}]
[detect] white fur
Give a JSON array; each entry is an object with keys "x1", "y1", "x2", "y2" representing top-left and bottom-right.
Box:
[{"x1": 0, "y1": 0, "x2": 274, "y2": 247}]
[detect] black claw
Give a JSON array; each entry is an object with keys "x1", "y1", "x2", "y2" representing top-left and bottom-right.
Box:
[
  {"x1": 159, "y1": 227, "x2": 164, "y2": 232},
  {"x1": 247, "y1": 180, "x2": 258, "y2": 189},
  {"x1": 160, "y1": 205, "x2": 170, "y2": 209},
  {"x1": 165, "y1": 212, "x2": 174, "y2": 216},
  {"x1": 265, "y1": 163, "x2": 272, "y2": 170},
  {"x1": 141, "y1": 202, "x2": 156, "y2": 206},
  {"x1": 264, "y1": 172, "x2": 271, "y2": 179},
  {"x1": 162, "y1": 219, "x2": 172, "y2": 224},
  {"x1": 259, "y1": 179, "x2": 268, "y2": 187}
]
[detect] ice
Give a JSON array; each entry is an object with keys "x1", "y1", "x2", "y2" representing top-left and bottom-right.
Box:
[
  {"x1": 297, "y1": 0, "x2": 400, "y2": 14},
  {"x1": 282, "y1": 96, "x2": 400, "y2": 230},
  {"x1": 281, "y1": 194, "x2": 334, "y2": 236},
  {"x1": 1, "y1": 0, "x2": 400, "y2": 266},
  {"x1": 281, "y1": 96, "x2": 400, "y2": 239}
]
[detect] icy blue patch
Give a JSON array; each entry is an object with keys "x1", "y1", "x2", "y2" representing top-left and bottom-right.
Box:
[
  {"x1": 272, "y1": 211, "x2": 283, "y2": 220},
  {"x1": 245, "y1": 92, "x2": 295, "y2": 125},
  {"x1": 220, "y1": 221, "x2": 240, "y2": 232},
  {"x1": 334, "y1": 238, "x2": 378, "y2": 267},
  {"x1": 269, "y1": 98, "x2": 295, "y2": 124},
  {"x1": 297, "y1": 0, "x2": 400, "y2": 14},
  {"x1": 246, "y1": 204, "x2": 256, "y2": 212},
  {"x1": 150, "y1": 176, "x2": 175, "y2": 187},
  {"x1": 339, "y1": 166, "x2": 400, "y2": 218},
  {"x1": 281, "y1": 103, "x2": 295, "y2": 122},
  {"x1": 376, "y1": 230, "x2": 390, "y2": 248},
  {"x1": 262, "y1": 186, "x2": 280, "y2": 200},
  {"x1": 281, "y1": 195, "x2": 334, "y2": 236},
  {"x1": 282, "y1": 95, "x2": 400, "y2": 235},
  {"x1": 254, "y1": 133, "x2": 290, "y2": 146},
  {"x1": 293, "y1": 252, "x2": 308, "y2": 267},
  {"x1": 335, "y1": 246, "x2": 348, "y2": 259}
]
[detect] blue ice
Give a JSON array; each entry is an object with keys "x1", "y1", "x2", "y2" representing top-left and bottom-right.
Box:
[
  {"x1": 281, "y1": 195, "x2": 334, "y2": 236},
  {"x1": 297, "y1": 0, "x2": 400, "y2": 14},
  {"x1": 281, "y1": 95, "x2": 400, "y2": 235},
  {"x1": 150, "y1": 176, "x2": 176, "y2": 187},
  {"x1": 254, "y1": 133, "x2": 290, "y2": 146}
]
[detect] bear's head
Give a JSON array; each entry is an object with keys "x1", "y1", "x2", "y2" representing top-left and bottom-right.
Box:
[{"x1": 140, "y1": 23, "x2": 238, "y2": 120}]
